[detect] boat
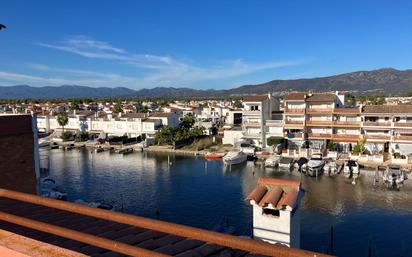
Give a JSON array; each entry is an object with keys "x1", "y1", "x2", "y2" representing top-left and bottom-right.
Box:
[
  {"x1": 324, "y1": 161, "x2": 338, "y2": 175},
  {"x1": 118, "y1": 148, "x2": 134, "y2": 154},
  {"x1": 383, "y1": 164, "x2": 407, "y2": 190},
  {"x1": 204, "y1": 152, "x2": 226, "y2": 159},
  {"x1": 40, "y1": 178, "x2": 68, "y2": 200},
  {"x1": 74, "y1": 199, "x2": 114, "y2": 211},
  {"x1": 278, "y1": 157, "x2": 294, "y2": 170},
  {"x1": 343, "y1": 160, "x2": 360, "y2": 178},
  {"x1": 95, "y1": 147, "x2": 107, "y2": 153},
  {"x1": 294, "y1": 157, "x2": 308, "y2": 172},
  {"x1": 222, "y1": 151, "x2": 247, "y2": 165},
  {"x1": 307, "y1": 153, "x2": 326, "y2": 177},
  {"x1": 264, "y1": 155, "x2": 281, "y2": 168}
]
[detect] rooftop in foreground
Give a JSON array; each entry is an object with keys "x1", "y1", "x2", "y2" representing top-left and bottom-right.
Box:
[{"x1": 0, "y1": 188, "x2": 331, "y2": 257}]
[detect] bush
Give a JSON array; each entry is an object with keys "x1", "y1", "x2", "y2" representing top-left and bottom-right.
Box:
[
  {"x1": 327, "y1": 140, "x2": 337, "y2": 152},
  {"x1": 75, "y1": 132, "x2": 89, "y2": 142},
  {"x1": 61, "y1": 131, "x2": 75, "y2": 142},
  {"x1": 267, "y1": 136, "x2": 284, "y2": 146},
  {"x1": 352, "y1": 144, "x2": 363, "y2": 155}
]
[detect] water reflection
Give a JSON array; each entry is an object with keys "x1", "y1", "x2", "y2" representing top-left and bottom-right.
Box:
[{"x1": 44, "y1": 149, "x2": 412, "y2": 257}]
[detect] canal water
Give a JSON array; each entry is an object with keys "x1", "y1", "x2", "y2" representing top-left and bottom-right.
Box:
[{"x1": 42, "y1": 148, "x2": 412, "y2": 257}]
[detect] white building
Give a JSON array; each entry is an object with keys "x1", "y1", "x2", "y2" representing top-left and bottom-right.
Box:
[
  {"x1": 246, "y1": 178, "x2": 304, "y2": 248},
  {"x1": 242, "y1": 94, "x2": 280, "y2": 148}
]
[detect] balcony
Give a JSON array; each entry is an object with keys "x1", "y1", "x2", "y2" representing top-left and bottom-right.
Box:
[
  {"x1": 362, "y1": 121, "x2": 392, "y2": 127},
  {"x1": 394, "y1": 135, "x2": 412, "y2": 141},
  {"x1": 265, "y1": 120, "x2": 283, "y2": 127},
  {"x1": 243, "y1": 121, "x2": 261, "y2": 127},
  {"x1": 242, "y1": 131, "x2": 261, "y2": 138},
  {"x1": 284, "y1": 108, "x2": 305, "y2": 114},
  {"x1": 306, "y1": 108, "x2": 333, "y2": 114},
  {"x1": 285, "y1": 132, "x2": 303, "y2": 139},
  {"x1": 243, "y1": 110, "x2": 261, "y2": 116},
  {"x1": 306, "y1": 120, "x2": 333, "y2": 126},
  {"x1": 393, "y1": 122, "x2": 412, "y2": 127},
  {"x1": 284, "y1": 120, "x2": 305, "y2": 129},
  {"x1": 308, "y1": 133, "x2": 332, "y2": 139},
  {"x1": 365, "y1": 134, "x2": 391, "y2": 140},
  {"x1": 331, "y1": 134, "x2": 360, "y2": 142},
  {"x1": 333, "y1": 121, "x2": 362, "y2": 127}
]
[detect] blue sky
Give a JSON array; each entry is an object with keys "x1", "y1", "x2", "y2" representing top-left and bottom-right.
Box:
[{"x1": 1, "y1": 0, "x2": 412, "y2": 90}]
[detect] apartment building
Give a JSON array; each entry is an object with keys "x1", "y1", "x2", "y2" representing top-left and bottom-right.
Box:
[
  {"x1": 362, "y1": 105, "x2": 412, "y2": 156},
  {"x1": 283, "y1": 91, "x2": 362, "y2": 155},
  {"x1": 242, "y1": 94, "x2": 280, "y2": 148}
]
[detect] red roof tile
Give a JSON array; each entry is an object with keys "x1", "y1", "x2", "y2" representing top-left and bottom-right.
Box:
[
  {"x1": 246, "y1": 178, "x2": 301, "y2": 211},
  {"x1": 243, "y1": 95, "x2": 269, "y2": 102}
]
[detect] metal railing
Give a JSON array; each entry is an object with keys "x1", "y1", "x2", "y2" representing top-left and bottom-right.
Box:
[{"x1": 0, "y1": 188, "x2": 331, "y2": 257}]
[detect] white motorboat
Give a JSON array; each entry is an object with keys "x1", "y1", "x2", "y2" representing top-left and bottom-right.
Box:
[
  {"x1": 223, "y1": 151, "x2": 247, "y2": 165},
  {"x1": 264, "y1": 155, "x2": 281, "y2": 168},
  {"x1": 383, "y1": 164, "x2": 407, "y2": 190},
  {"x1": 307, "y1": 153, "x2": 326, "y2": 177},
  {"x1": 343, "y1": 160, "x2": 360, "y2": 178},
  {"x1": 278, "y1": 157, "x2": 294, "y2": 170}
]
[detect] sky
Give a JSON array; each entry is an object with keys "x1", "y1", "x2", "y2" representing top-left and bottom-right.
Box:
[{"x1": 1, "y1": 0, "x2": 412, "y2": 90}]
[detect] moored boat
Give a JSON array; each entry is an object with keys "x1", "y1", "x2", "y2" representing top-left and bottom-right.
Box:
[
  {"x1": 205, "y1": 152, "x2": 226, "y2": 159},
  {"x1": 383, "y1": 164, "x2": 407, "y2": 190},
  {"x1": 278, "y1": 157, "x2": 294, "y2": 170},
  {"x1": 74, "y1": 199, "x2": 114, "y2": 211},
  {"x1": 223, "y1": 151, "x2": 247, "y2": 165},
  {"x1": 264, "y1": 155, "x2": 281, "y2": 168},
  {"x1": 343, "y1": 160, "x2": 360, "y2": 178},
  {"x1": 307, "y1": 153, "x2": 326, "y2": 177}
]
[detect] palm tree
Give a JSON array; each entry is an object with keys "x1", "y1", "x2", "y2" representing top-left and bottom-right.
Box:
[{"x1": 57, "y1": 112, "x2": 69, "y2": 132}]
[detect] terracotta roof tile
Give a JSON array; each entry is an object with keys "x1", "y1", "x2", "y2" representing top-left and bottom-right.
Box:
[
  {"x1": 243, "y1": 95, "x2": 269, "y2": 102},
  {"x1": 284, "y1": 93, "x2": 306, "y2": 101},
  {"x1": 305, "y1": 93, "x2": 336, "y2": 102},
  {"x1": 246, "y1": 178, "x2": 301, "y2": 211},
  {"x1": 362, "y1": 105, "x2": 412, "y2": 114}
]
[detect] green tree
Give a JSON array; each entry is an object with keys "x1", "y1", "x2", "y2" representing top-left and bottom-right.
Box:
[
  {"x1": 180, "y1": 113, "x2": 195, "y2": 129},
  {"x1": 267, "y1": 136, "x2": 284, "y2": 146},
  {"x1": 233, "y1": 99, "x2": 244, "y2": 108},
  {"x1": 327, "y1": 140, "x2": 337, "y2": 152},
  {"x1": 154, "y1": 125, "x2": 174, "y2": 145},
  {"x1": 57, "y1": 112, "x2": 69, "y2": 132},
  {"x1": 113, "y1": 104, "x2": 123, "y2": 113}
]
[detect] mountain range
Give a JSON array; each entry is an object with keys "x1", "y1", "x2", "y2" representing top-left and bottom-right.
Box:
[{"x1": 1, "y1": 68, "x2": 412, "y2": 99}]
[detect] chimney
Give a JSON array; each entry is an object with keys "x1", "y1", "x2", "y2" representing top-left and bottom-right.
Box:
[
  {"x1": 73, "y1": 109, "x2": 76, "y2": 116},
  {"x1": 246, "y1": 178, "x2": 304, "y2": 248}
]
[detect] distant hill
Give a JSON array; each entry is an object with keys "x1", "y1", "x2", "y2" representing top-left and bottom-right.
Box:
[{"x1": 1, "y1": 68, "x2": 412, "y2": 99}]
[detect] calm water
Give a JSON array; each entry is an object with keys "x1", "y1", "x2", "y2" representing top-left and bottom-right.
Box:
[{"x1": 42, "y1": 148, "x2": 412, "y2": 257}]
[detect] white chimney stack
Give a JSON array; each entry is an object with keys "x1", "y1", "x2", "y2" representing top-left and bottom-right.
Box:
[{"x1": 246, "y1": 178, "x2": 304, "y2": 248}]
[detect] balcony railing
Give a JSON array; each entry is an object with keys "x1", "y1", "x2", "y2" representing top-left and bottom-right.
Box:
[
  {"x1": 243, "y1": 110, "x2": 261, "y2": 116},
  {"x1": 308, "y1": 133, "x2": 332, "y2": 139},
  {"x1": 362, "y1": 121, "x2": 392, "y2": 127},
  {"x1": 285, "y1": 120, "x2": 305, "y2": 124},
  {"x1": 285, "y1": 132, "x2": 303, "y2": 139},
  {"x1": 306, "y1": 108, "x2": 333, "y2": 114},
  {"x1": 333, "y1": 121, "x2": 361, "y2": 127},
  {"x1": 394, "y1": 135, "x2": 412, "y2": 141},
  {"x1": 365, "y1": 134, "x2": 391, "y2": 140},
  {"x1": 306, "y1": 120, "x2": 333, "y2": 126},
  {"x1": 393, "y1": 122, "x2": 412, "y2": 127},
  {"x1": 243, "y1": 121, "x2": 261, "y2": 127},
  {"x1": 331, "y1": 134, "x2": 360, "y2": 141},
  {"x1": 284, "y1": 108, "x2": 305, "y2": 114}
]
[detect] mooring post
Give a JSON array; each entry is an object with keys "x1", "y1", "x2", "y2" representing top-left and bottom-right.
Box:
[{"x1": 330, "y1": 225, "x2": 334, "y2": 253}]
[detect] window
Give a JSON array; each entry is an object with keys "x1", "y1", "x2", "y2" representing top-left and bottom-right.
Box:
[
  {"x1": 262, "y1": 208, "x2": 280, "y2": 217},
  {"x1": 250, "y1": 105, "x2": 260, "y2": 111}
]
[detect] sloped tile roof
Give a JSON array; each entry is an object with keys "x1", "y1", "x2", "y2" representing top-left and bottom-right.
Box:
[
  {"x1": 243, "y1": 95, "x2": 269, "y2": 102},
  {"x1": 305, "y1": 93, "x2": 336, "y2": 102},
  {"x1": 362, "y1": 105, "x2": 412, "y2": 114},
  {"x1": 284, "y1": 93, "x2": 306, "y2": 101},
  {"x1": 246, "y1": 178, "x2": 301, "y2": 211}
]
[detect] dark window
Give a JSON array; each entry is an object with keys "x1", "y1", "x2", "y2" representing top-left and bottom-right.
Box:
[{"x1": 262, "y1": 208, "x2": 280, "y2": 217}]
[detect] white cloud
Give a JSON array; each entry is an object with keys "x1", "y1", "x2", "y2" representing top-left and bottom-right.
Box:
[{"x1": 5, "y1": 36, "x2": 306, "y2": 88}]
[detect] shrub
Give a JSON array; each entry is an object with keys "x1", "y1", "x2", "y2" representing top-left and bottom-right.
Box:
[
  {"x1": 267, "y1": 136, "x2": 284, "y2": 146},
  {"x1": 75, "y1": 132, "x2": 89, "y2": 142},
  {"x1": 327, "y1": 140, "x2": 337, "y2": 152},
  {"x1": 61, "y1": 131, "x2": 74, "y2": 142}
]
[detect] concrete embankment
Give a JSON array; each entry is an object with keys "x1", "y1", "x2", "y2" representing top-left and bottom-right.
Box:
[{"x1": 143, "y1": 146, "x2": 205, "y2": 156}]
